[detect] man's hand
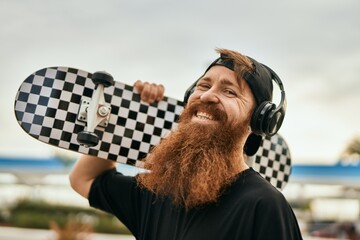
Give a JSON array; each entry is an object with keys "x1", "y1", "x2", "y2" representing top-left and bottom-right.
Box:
[{"x1": 134, "y1": 80, "x2": 164, "y2": 103}]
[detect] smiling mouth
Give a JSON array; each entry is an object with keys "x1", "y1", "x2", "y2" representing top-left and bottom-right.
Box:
[{"x1": 195, "y1": 111, "x2": 214, "y2": 120}]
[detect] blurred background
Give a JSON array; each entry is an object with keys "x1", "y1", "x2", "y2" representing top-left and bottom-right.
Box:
[{"x1": 1, "y1": 0, "x2": 359, "y2": 239}]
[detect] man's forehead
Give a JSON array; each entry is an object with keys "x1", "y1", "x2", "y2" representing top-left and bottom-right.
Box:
[
  {"x1": 202, "y1": 66, "x2": 243, "y2": 88},
  {"x1": 204, "y1": 65, "x2": 235, "y2": 78}
]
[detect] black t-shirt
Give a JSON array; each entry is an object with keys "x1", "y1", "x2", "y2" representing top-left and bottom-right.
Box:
[{"x1": 89, "y1": 168, "x2": 303, "y2": 240}]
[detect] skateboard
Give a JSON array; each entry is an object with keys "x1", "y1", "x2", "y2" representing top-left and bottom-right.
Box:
[{"x1": 14, "y1": 67, "x2": 292, "y2": 190}]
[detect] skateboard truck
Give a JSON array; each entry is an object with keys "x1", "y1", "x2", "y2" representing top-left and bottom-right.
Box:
[{"x1": 77, "y1": 71, "x2": 114, "y2": 147}]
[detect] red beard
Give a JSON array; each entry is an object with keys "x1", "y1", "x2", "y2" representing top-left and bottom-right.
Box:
[{"x1": 137, "y1": 100, "x2": 250, "y2": 209}]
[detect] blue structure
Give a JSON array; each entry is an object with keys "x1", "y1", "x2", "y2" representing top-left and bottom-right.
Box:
[
  {"x1": 0, "y1": 156, "x2": 71, "y2": 173},
  {"x1": 0, "y1": 156, "x2": 143, "y2": 178},
  {"x1": 1, "y1": 156, "x2": 360, "y2": 186},
  {"x1": 291, "y1": 160, "x2": 360, "y2": 187}
]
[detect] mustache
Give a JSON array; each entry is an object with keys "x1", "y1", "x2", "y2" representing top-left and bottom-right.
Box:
[{"x1": 182, "y1": 100, "x2": 228, "y2": 122}]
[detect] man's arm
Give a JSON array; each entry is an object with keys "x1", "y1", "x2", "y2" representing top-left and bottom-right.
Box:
[{"x1": 69, "y1": 80, "x2": 164, "y2": 198}]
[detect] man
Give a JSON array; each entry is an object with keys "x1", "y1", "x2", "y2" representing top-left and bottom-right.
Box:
[{"x1": 70, "y1": 48, "x2": 303, "y2": 239}]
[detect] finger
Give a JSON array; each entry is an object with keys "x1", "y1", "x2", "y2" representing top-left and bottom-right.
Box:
[
  {"x1": 133, "y1": 80, "x2": 145, "y2": 94},
  {"x1": 156, "y1": 84, "x2": 165, "y2": 102},
  {"x1": 141, "y1": 83, "x2": 152, "y2": 102},
  {"x1": 147, "y1": 83, "x2": 159, "y2": 103},
  {"x1": 141, "y1": 84, "x2": 157, "y2": 104}
]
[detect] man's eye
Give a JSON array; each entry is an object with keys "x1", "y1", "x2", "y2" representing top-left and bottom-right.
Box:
[
  {"x1": 224, "y1": 89, "x2": 237, "y2": 96},
  {"x1": 197, "y1": 84, "x2": 210, "y2": 90}
]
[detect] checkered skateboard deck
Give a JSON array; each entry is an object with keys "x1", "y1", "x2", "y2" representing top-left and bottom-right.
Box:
[
  {"x1": 14, "y1": 66, "x2": 292, "y2": 190},
  {"x1": 246, "y1": 134, "x2": 291, "y2": 190}
]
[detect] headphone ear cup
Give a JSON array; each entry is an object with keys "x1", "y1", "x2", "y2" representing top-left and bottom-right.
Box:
[
  {"x1": 251, "y1": 101, "x2": 275, "y2": 136},
  {"x1": 264, "y1": 107, "x2": 285, "y2": 136}
]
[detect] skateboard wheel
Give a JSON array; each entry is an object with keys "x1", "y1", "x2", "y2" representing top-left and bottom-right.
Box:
[
  {"x1": 92, "y1": 71, "x2": 114, "y2": 87},
  {"x1": 77, "y1": 131, "x2": 99, "y2": 147}
]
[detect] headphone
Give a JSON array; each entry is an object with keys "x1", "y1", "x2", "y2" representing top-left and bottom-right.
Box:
[
  {"x1": 183, "y1": 58, "x2": 287, "y2": 137},
  {"x1": 248, "y1": 64, "x2": 287, "y2": 137}
]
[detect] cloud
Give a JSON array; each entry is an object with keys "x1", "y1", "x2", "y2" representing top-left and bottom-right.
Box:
[{"x1": 1, "y1": 0, "x2": 359, "y2": 162}]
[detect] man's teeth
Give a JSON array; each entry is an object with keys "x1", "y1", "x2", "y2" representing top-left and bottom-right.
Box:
[{"x1": 196, "y1": 112, "x2": 213, "y2": 120}]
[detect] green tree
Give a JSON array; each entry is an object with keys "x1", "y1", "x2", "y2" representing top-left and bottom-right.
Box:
[{"x1": 340, "y1": 135, "x2": 360, "y2": 161}]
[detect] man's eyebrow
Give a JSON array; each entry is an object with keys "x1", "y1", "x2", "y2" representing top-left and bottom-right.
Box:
[
  {"x1": 198, "y1": 77, "x2": 241, "y2": 90},
  {"x1": 198, "y1": 76, "x2": 211, "y2": 82},
  {"x1": 199, "y1": 77, "x2": 236, "y2": 86},
  {"x1": 218, "y1": 78, "x2": 238, "y2": 87}
]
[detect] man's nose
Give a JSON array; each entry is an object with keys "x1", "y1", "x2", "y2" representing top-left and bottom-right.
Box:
[{"x1": 200, "y1": 88, "x2": 220, "y2": 104}]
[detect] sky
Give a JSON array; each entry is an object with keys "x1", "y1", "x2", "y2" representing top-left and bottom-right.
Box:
[{"x1": 0, "y1": 0, "x2": 359, "y2": 164}]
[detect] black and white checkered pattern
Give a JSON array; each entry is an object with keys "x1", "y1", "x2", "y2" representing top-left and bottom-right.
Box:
[
  {"x1": 15, "y1": 66, "x2": 291, "y2": 190},
  {"x1": 15, "y1": 67, "x2": 183, "y2": 167},
  {"x1": 250, "y1": 134, "x2": 292, "y2": 190}
]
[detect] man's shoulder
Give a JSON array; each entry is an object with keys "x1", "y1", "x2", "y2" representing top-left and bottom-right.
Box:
[
  {"x1": 229, "y1": 168, "x2": 285, "y2": 201},
  {"x1": 92, "y1": 168, "x2": 140, "y2": 192}
]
